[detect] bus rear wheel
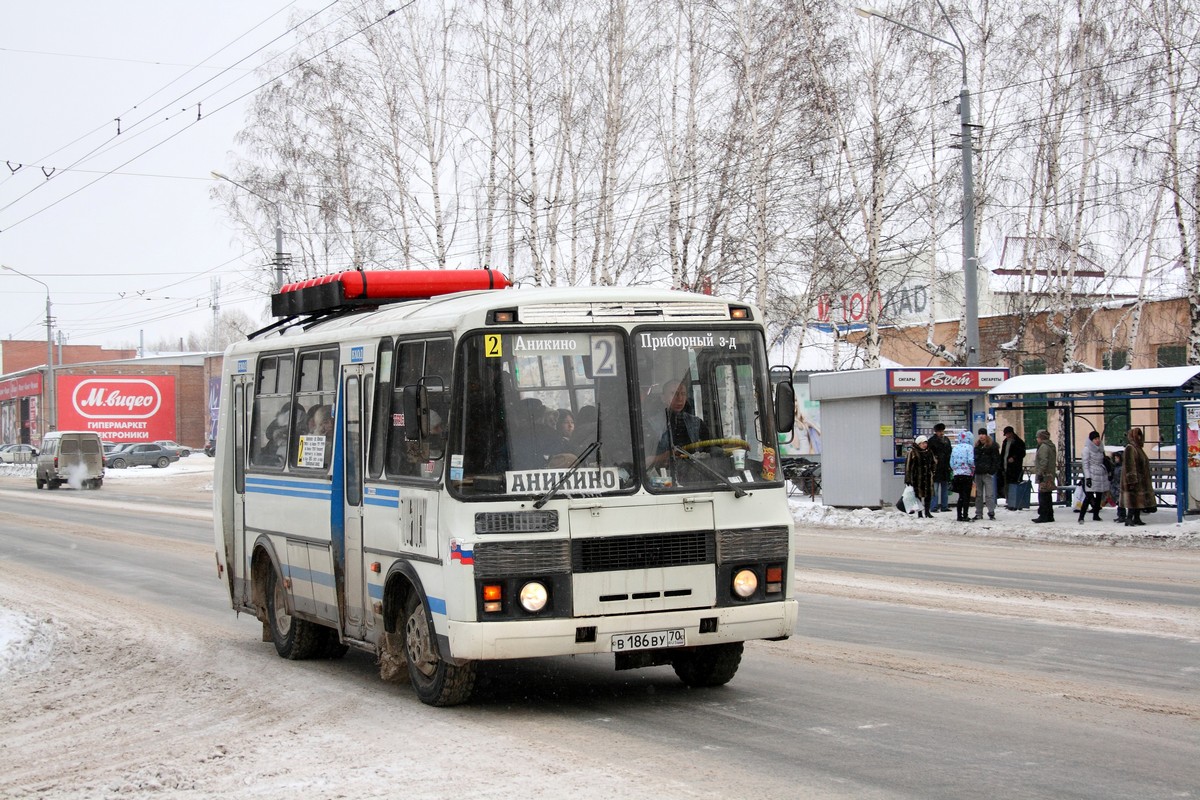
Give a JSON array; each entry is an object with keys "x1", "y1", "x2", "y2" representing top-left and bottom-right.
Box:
[
  {"x1": 266, "y1": 567, "x2": 324, "y2": 660},
  {"x1": 402, "y1": 593, "x2": 475, "y2": 706},
  {"x1": 671, "y1": 642, "x2": 744, "y2": 688}
]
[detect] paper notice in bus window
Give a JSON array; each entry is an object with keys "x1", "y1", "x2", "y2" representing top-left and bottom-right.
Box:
[{"x1": 299, "y1": 435, "x2": 326, "y2": 468}]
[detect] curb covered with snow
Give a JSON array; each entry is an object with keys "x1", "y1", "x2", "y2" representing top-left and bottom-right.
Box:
[{"x1": 791, "y1": 496, "x2": 1200, "y2": 548}]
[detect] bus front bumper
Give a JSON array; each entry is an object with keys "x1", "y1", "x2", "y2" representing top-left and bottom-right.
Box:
[{"x1": 443, "y1": 599, "x2": 798, "y2": 661}]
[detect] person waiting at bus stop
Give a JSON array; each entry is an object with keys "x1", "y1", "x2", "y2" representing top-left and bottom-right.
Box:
[
  {"x1": 1077, "y1": 430, "x2": 1109, "y2": 524},
  {"x1": 1121, "y1": 427, "x2": 1154, "y2": 527},
  {"x1": 904, "y1": 435, "x2": 935, "y2": 518},
  {"x1": 1032, "y1": 429, "x2": 1057, "y2": 523},
  {"x1": 973, "y1": 428, "x2": 1000, "y2": 520}
]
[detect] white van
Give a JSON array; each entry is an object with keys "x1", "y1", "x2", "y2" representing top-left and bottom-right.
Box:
[{"x1": 37, "y1": 431, "x2": 105, "y2": 490}]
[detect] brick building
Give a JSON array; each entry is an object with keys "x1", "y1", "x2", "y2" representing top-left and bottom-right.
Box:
[
  {"x1": 0, "y1": 339, "x2": 137, "y2": 374},
  {"x1": 0, "y1": 347, "x2": 217, "y2": 447}
]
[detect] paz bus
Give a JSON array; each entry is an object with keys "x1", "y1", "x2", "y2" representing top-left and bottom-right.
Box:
[{"x1": 213, "y1": 269, "x2": 799, "y2": 705}]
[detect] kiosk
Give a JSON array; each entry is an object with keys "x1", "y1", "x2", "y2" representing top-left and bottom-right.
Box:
[{"x1": 810, "y1": 367, "x2": 1009, "y2": 508}]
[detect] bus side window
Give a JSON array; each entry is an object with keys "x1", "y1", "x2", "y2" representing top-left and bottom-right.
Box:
[
  {"x1": 386, "y1": 337, "x2": 452, "y2": 479},
  {"x1": 369, "y1": 339, "x2": 394, "y2": 480},
  {"x1": 293, "y1": 348, "x2": 338, "y2": 471},
  {"x1": 249, "y1": 353, "x2": 296, "y2": 469}
]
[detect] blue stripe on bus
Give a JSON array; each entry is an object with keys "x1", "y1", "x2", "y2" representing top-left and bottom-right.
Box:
[
  {"x1": 246, "y1": 484, "x2": 332, "y2": 501},
  {"x1": 364, "y1": 496, "x2": 398, "y2": 508},
  {"x1": 283, "y1": 564, "x2": 336, "y2": 589},
  {"x1": 427, "y1": 596, "x2": 447, "y2": 616},
  {"x1": 364, "y1": 486, "x2": 400, "y2": 498},
  {"x1": 246, "y1": 476, "x2": 333, "y2": 491}
]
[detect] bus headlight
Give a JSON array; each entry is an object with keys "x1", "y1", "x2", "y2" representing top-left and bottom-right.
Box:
[
  {"x1": 732, "y1": 569, "x2": 758, "y2": 598},
  {"x1": 519, "y1": 581, "x2": 549, "y2": 612}
]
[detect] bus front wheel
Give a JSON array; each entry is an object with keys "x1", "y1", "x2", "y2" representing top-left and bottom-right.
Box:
[
  {"x1": 672, "y1": 642, "x2": 744, "y2": 688},
  {"x1": 266, "y1": 568, "x2": 324, "y2": 660},
  {"x1": 402, "y1": 593, "x2": 475, "y2": 706}
]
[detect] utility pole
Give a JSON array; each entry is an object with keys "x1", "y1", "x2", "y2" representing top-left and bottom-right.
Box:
[
  {"x1": 2, "y1": 264, "x2": 55, "y2": 431},
  {"x1": 211, "y1": 278, "x2": 221, "y2": 351},
  {"x1": 211, "y1": 171, "x2": 289, "y2": 291},
  {"x1": 857, "y1": 2, "x2": 980, "y2": 366}
]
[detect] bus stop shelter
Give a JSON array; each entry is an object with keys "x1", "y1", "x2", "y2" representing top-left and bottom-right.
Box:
[{"x1": 987, "y1": 366, "x2": 1200, "y2": 522}]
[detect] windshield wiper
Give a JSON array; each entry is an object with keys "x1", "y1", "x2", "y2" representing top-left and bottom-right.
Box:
[
  {"x1": 671, "y1": 446, "x2": 748, "y2": 498},
  {"x1": 534, "y1": 440, "x2": 602, "y2": 508}
]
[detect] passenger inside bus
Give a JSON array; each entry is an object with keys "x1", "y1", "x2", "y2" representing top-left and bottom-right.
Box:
[{"x1": 305, "y1": 404, "x2": 334, "y2": 467}]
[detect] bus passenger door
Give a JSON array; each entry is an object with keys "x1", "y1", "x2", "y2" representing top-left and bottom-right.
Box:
[
  {"x1": 232, "y1": 376, "x2": 250, "y2": 605},
  {"x1": 341, "y1": 370, "x2": 367, "y2": 636}
]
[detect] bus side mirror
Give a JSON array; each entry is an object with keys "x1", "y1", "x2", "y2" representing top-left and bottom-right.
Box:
[
  {"x1": 421, "y1": 377, "x2": 446, "y2": 461},
  {"x1": 775, "y1": 381, "x2": 795, "y2": 433},
  {"x1": 402, "y1": 385, "x2": 420, "y2": 440}
]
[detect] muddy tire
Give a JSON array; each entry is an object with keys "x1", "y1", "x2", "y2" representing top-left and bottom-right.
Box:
[
  {"x1": 36, "y1": 475, "x2": 45, "y2": 490},
  {"x1": 671, "y1": 642, "x2": 744, "y2": 688},
  {"x1": 403, "y1": 592, "x2": 475, "y2": 706},
  {"x1": 111, "y1": 459, "x2": 127, "y2": 469},
  {"x1": 266, "y1": 567, "x2": 324, "y2": 660},
  {"x1": 155, "y1": 457, "x2": 169, "y2": 468}
]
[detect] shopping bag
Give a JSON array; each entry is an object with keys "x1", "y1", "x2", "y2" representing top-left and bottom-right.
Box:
[
  {"x1": 901, "y1": 485, "x2": 919, "y2": 514},
  {"x1": 1072, "y1": 482, "x2": 1086, "y2": 511}
]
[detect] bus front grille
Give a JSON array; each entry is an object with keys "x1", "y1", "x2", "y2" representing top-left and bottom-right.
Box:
[{"x1": 571, "y1": 530, "x2": 715, "y2": 574}]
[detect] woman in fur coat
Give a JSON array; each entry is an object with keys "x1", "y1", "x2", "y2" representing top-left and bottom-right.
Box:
[{"x1": 1121, "y1": 427, "x2": 1154, "y2": 527}]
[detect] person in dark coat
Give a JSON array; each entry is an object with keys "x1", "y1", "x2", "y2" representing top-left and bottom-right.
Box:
[
  {"x1": 928, "y1": 423, "x2": 953, "y2": 513},
  {"x1": 973, "y1": 428, "x2": 1001, "y2": 520},
  {"x1": 904, "y1": 435, "x2": 936, "y2": 518},
  {"x1": 1121, "y1": 427, "x2": 1154, "y2": 527},
  {"x1": 1033, "y1": 429, "x2": 1057, "y2": 523},
  {"x1": 999, "y1": 426, "x2": 1027, "y2": 509}
]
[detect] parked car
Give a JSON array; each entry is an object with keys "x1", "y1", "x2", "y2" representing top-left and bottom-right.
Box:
[
  {"x1": 0, "y1": 443, "x2": 39, "y2": 463},
  {"x1": 105, "y1": 443, "x2": 180, "y2": 469},
  {"x1": 152, "y1": 440, "x2": 191, "y2": 458}
]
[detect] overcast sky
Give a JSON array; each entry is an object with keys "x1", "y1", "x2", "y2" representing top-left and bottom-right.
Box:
[{"x1": 0, "y1": 1, "x2": 310, "y2": 353}]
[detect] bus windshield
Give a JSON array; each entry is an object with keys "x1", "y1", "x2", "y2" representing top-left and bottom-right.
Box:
[
  {"x1": 450, "y1": 326, "x2": 778, "y2": 498},
  {"x1": 634, "y1": 328, "x2": 776, "y2": 492},
  {"x1": 450, "y1": 331, "x2": 638, "y2": 498}
]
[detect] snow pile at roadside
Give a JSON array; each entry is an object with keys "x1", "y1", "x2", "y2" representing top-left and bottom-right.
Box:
[
  {"x1": 790, "y1": 496, "x2": 1200, "y2": 548},
  {"x1": 98, "y1": 456, "x2": 214, "y2": 483},
  {"x1": 0, "y1": 609, "x2": 56, "y2": 678}
]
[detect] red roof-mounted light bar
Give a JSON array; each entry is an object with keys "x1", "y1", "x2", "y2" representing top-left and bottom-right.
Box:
[{"x1": 271, "y1": 268, "x2": 511, "y2": 317}]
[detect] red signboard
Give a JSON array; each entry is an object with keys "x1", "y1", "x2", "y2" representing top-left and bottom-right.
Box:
[
  {"x1": 0, "y1": 373, "x2": 42, "y2": 402},
  {"x1": 887, "y1": 368, "x2": 1009, "y2": 393},
  {"x1": 56, "y1": 375, "x2": 177, "y2": 441}
]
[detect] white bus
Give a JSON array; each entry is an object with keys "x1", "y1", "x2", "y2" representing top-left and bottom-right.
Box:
[{"x1": 213, "y1": 270, "x2": 799, "y2": 705}]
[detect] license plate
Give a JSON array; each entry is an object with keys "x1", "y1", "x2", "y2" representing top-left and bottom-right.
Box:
[{"x1": 610, "y1": 628, "x2": 686, "y2": 652}]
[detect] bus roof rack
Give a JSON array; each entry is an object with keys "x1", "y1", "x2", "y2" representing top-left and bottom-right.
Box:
[{"x1": 270, "y1": 268, "x2": 512, "y2": 318}]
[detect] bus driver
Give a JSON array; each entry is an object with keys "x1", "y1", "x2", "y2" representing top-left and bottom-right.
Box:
[{"x1": 649, "y1": 379, "x2": 711, "y2": 467}]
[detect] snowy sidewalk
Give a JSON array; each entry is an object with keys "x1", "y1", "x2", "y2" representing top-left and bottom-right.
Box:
[{"x1": 791, "y1": 495, "x2": 1200, "y2": 548}]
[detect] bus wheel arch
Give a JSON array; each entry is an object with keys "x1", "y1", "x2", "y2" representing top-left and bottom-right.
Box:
[
  {"x1": 251, "y1": 543, "x2": 324, "y2": 661},
  {"x1": 381, "y1": 566, "x2": 475, "y2": 706}
]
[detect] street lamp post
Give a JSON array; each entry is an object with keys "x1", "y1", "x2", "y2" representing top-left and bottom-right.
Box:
[
  {"x1": 211, "y1": 171, "x2": 287, "y2": 292},
  {"x1": 2, "y1": 264, "x2": 55, "y2": 432},
  {"x1": 856, "y1": 3, "x2": 980, "y2": 366}
]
